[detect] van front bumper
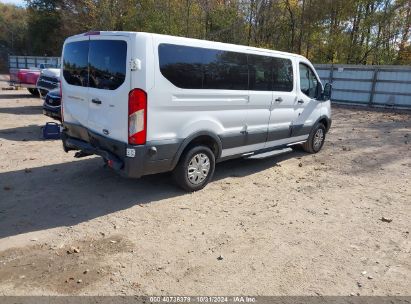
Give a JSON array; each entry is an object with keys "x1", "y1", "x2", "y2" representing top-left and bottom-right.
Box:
[{"x1": 61, "y1": 122, "x2": 180, "y2": 178}]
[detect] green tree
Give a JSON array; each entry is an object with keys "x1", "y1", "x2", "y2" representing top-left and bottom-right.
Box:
[
  {"x1": 26, "y1": 0, "x2": 62, "y2": 55},
  {"x1": 0, "y1": 3, "x2": 28, "y2": 71},
  {"x1": 0, "y1": 0, "x2": 409, "y2": 66}
]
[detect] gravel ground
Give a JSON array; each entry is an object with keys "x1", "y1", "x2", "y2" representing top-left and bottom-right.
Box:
[{"x1": 0, "y1": 88, "x2": 410, "y2": 296}]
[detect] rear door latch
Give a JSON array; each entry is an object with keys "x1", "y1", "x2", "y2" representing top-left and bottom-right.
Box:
[{"x1": 130, "y1": 58, "x2": 141, "y2": 71}]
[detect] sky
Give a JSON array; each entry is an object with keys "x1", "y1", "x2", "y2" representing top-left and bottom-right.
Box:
[{"x1": 0, "y1": 0, "x2": 26, "y2": 6}]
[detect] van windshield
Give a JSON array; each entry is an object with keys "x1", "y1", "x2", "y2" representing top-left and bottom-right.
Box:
[{"x1": 63, "y1": 39, "x2": 127, "y2": 90}]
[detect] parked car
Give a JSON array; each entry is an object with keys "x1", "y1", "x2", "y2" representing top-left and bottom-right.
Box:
[
  {"x1": 42, "y1": 88, "x2": 61, "y2": 121},
  {"x1": 61, "y1": 31, "x2": 332, "y2": 191},
  {"x1": 9, "y1": 67, "x2": 41, "y2": 96},
  {"x1": 36, "y1": 68, "x2": 60, "y2": 97},
  {"x1": 8, "y1": 56, "x2": 60, "y2": 96}
]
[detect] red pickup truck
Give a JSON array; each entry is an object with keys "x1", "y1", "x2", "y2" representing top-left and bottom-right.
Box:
[
  {"x1": 9, "y1": 68, "x2": 41, "y2": 95},
  {"x1": 8, "y1": 56, "x2": 60, "y2": 96}
]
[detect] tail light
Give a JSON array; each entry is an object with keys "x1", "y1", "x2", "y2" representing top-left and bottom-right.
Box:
[
  {"x1": 17, "y1": 71, "x2": 25, "y2": 82},
  {"x1": 60, "y1": 81, "x2": 64, "y2": 122},
  {"x1": 128, "y1": 89, "x2": 147, "y2": 145}
]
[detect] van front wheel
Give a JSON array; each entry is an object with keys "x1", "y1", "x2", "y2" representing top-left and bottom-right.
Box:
[
  {"x1": 302, "y1": 123, "x2": 326, "y2": 153},
  {"x1": 173, "y1": 145, "x2": 215, "y2": 192}
]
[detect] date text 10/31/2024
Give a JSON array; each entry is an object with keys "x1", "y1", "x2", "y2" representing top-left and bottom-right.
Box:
[{"x1": 149, "y1": 296, "x2": 257, "y2": 303}]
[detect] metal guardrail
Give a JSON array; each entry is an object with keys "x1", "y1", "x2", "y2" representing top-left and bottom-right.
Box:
[
  {"x1": 7, "y1": 57, "x2": 409, "y2": 109},
  {"x1": 314, "y1": 64, "x2": 411, "y2": 109}
]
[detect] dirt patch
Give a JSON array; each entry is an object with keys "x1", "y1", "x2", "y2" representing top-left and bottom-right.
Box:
[
  {"x1": 0, "y1": 90, "x2": 410, "y2": 295},
  {"x1": 0, "y1": 235, "x2": 133, "y2": 294}
]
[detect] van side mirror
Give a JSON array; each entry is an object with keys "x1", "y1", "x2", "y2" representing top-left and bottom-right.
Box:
[{"x1": 322, "y1": 83, "x2": 332, "y2": 101}]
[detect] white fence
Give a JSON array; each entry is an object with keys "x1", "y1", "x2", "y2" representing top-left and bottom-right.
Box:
[
  {"x1": 7, "y1": 57, "x2": 410, "y2": 109},
  {"x1": 8, "y1": 55, "x2": 61, "y2": 69},
  {"x1": 314, "y1": 64, "x2": 411, "y2": 109}
]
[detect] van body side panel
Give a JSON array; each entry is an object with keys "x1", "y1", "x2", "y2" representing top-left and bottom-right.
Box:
[
  {"x1": 133, "y1": 33, "x2": 154, "y2": 98},
  {"x1": 244, "y1": 91, "x2": 271, "y2": 151},
  {"x1": 150, "y1": 36, "x2": 248, "y2": 148},
  {"x1": 322, "y1": 100, "x2": 332, "y2": 128}
]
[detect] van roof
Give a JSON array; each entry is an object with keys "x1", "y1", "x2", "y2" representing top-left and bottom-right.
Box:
[{"x1": 66, "y1": 31, "x2": 307, "y2": 61}]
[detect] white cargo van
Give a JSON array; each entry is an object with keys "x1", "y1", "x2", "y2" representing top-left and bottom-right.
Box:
[{"x1": 61, "y1": 31, "x2": 332, "y2": 191}]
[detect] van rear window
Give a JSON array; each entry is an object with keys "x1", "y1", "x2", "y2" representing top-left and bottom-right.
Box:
[
  {"x1": 89, "y1": 40, "x2": 127, "y2": 90},
  {"x1": 63, "y1": 41, "x2": 89, "y2": 87},
  {"x1": 63, "y1": 39, "x2": 127, "y2": 90}
]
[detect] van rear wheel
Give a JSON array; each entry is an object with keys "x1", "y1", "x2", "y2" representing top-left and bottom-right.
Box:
[
  {"x1": 302, "y1": 123, "x2": 326, "y2": 153},
  {"x1": 173, "y1": 145, "x2": 215, "y2": 192}
]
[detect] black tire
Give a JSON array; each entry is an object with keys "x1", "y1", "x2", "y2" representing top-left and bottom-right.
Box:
[
  {"x1": 173, "y1": 145, "x2": 216, "y2": 192},
  {"x1": 27, "y1": 88, "x2": 39, "y2": 97},
  {"x1": 290, "y1": 144, "x2": 304, "y2": 152},
  {"x1": 39, "y1": 89, "x2": 48, "y2": 97},
  {"x1": 302, "y1": 123, "x2": 326, "y2": 153}
]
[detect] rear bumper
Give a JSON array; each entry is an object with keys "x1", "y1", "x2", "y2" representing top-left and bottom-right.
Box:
[
  {"x1": 64, "y1": 136, "x2": 124, "y2": 170},
  {"x1": 61, "y1": 122, "x2": 180, "y2": 178}
]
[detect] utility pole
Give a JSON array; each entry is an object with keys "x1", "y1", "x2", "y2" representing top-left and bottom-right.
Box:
[{"x1": 11, "y1": 30, "x2": 14, "y2": 54}]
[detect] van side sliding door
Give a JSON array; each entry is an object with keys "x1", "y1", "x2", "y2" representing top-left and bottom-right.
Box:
[
  {"x1": 265, "y1": 56, "x2": 296, "y2": 148},
  {"x1": 245, "y1": 54, "x2": 273, "y2": 152}
]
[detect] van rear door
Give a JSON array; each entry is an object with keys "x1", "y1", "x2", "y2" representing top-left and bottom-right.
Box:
[
  {"x1": 61, "y1": 36, "x2": 90, "y2": 126},
  {"x1": 87, "y1": 34, "x2": 132, "y2": 142}
]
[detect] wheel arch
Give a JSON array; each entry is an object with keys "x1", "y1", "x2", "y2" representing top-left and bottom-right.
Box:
[
  {"x1": 171, "y1": 131, "x2": 222, "y2": 169},
  {"x1": 315, "y1": 115, "x2": 332, "y2": 133}
]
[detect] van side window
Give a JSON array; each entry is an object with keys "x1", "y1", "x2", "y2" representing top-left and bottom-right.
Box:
[
  {"x1": 159, "y1": 44, "x2": 294, "y2": 93},
  {"x1": 158, "y1": 44, "x2": 203, "y2": 89},
  {"x1": 202, "y1": 50, "x2": 248, "y2": 90},
  {"x1": 88, "y1": 40, "x2": 127, "y2": 90},
  {"x1": 299, "y1": 63, "x2": 318, "y2": 98},
  {"x1": 272, "y1": 58, "x2": 293, "y2": 92},
  {"x1": 159, "y1": 44, "x2": 248, "y2": 90},
  {"x1": 248, "y1": 54, "x2": 272, "y2": 91},
  {"x1": 63, "y1": 41, "x2": 89, "y2": 87}
]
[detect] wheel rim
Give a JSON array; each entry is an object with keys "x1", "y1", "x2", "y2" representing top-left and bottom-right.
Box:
[
  {"x1": 313, "y1": 128, "x2": 324, "y2": 150},
  {"x1": 187, "y1": 153, "x2": 210, "y2": 185}
]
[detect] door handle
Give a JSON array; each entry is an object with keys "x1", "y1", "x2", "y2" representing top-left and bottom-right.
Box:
[
  {"x1": 240, "y1": 125, "x2": 248, "y2": 134},
  {"x1": 91, "y1": 98, "x2": 102, "y2": 105},
  {"x1": 275, "y1": 97, "x2": 283, "y2": 102},
  {"x1": 297, "y1": 99, "x2": 304, "y2": 104}
]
